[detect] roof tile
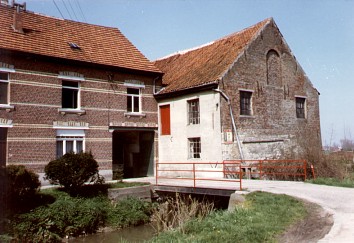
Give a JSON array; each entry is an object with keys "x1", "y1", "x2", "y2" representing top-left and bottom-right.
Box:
[
  {"x1": 154, "y1": 18, "x2": 271, "y2": 94},
  {"x1": 0, "y1": 5, "x2": 161, "y2": 73}
]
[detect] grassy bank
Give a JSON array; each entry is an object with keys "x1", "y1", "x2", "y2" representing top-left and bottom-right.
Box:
[
  {"x1": 151, "y1": 191, "x2": 307, "y2": 243},
  {"x1": 307, "y1": 177, "x2": 354, "y2": 188},
  {"x1": 2, "y1": 182, "x2": 153, "y2": 242}
]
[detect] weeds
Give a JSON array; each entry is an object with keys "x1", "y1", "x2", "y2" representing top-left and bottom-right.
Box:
[
  {"x1": 151, "y1": 192, "x2": 306, "y2": 243},
  {"x1": 151, "y1": 193, "x2": 214, "y2": 233}
]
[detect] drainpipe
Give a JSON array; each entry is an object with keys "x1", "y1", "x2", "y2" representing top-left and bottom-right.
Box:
[{"x1": 213, "y1": 89, "x2": 244, "y2": 160}]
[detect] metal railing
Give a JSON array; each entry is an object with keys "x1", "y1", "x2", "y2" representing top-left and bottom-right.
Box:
[
  {"x1": 223, "y1": 159, "x2": 307, "y2": 181},
  {"x1": 155, "y1": 161, "x2": 243, "y2": 190}
]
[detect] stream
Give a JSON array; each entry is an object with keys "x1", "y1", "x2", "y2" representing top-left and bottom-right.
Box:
[{"x1": 70, "y1": 224, "x2": 156, "y2": 243}]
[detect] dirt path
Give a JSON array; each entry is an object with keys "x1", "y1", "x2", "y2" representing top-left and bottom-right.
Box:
[
  {"x1": 277, "y1": 200, "x2": 333, "y2": 243},
  {"x1": 244, "y1": 180, "x2": 354, "y2": 242}
]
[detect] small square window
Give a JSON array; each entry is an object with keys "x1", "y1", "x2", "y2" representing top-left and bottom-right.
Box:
[
  {"x1": 240, "y1": 91, "x2": 252, "y2": 116},
  {"x1": 127, "y1": 88, "x2": 141, "y2": 113},
  {"x1": 62, "y1": 81, "x2": 79, "y2": 109},
  {"x1": 296, "y1": 97, "x2": 306, "y2": 118},
  {"x1": 188, "y1": 99, "x2": 200, "y2": 124},
  {"x1": 188, "y1": 137, "x2": 201, "y2": 158}
]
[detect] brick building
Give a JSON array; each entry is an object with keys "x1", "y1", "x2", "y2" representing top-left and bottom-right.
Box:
[
  {"x1": 155, "y1": 18, "x2": 321, "y2": 171},
  {"x1": 0, "y1": 3, "x2": 162, "y2": 178}
]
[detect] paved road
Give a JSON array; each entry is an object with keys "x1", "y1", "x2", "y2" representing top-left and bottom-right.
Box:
[{"x1": 243, "y1": 180, "x2": 354, "y2": 243}]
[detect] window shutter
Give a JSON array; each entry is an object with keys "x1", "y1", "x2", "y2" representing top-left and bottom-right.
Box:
[{"x1": 160, "y1": 105, "x2": 171, "y2": 135}]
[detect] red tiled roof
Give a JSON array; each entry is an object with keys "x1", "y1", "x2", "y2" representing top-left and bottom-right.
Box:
[
  {"x1": 154, "y1": 18, "x2": 271, "y2": 94},
  {"x1": 0, "y1": 5, "x2": 161, "y2": 73}
]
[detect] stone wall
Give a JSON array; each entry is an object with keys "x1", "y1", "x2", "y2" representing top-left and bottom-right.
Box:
[{"x1": 220, "y1": 20, "x2": 321, "y2": 160}]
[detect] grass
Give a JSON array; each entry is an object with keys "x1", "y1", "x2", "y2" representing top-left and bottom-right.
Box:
[
  {"x1": 150, "y1": 191, "x2": 307, "y2": 243},
  {"x1": 3, "y1": 183, "x2": 154, "y2": 242},
  {"x1": 307, "y1": 177, "x2": 354, "y2": 188}
]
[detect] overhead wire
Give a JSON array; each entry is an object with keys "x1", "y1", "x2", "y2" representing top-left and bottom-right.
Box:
[
  {"x1": 74, "y1": 0, "x2": 87, "y2": 22},
  {"x1": 61, "y1": 0, "x2": 73, "y2": 20},
  {"x1": 52, "y1": 0, "x2": 65, "y2": 19},
  {"x1": 67, "y1": 0, "x2": 78, "y2": 21}
]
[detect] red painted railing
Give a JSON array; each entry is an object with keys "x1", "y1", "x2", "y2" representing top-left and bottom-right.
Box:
[
  {"x1": 155, "y1": 160, "x2": 308, "y2": 192},
  {"x1": 223, "y1": 159, "x2": 307, "y2": 181},
  {"x1": 155, "y1": 162, "x2": 243, "y2": 190}
]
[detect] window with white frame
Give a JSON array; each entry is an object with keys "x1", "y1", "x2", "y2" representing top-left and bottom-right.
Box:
[
  {"x1": 127, "y1": 88, "x2": 141, "y2": 113},
  {"x1": 62, "y1": 81, "x2": 80, "y2": 109},
  {"x1": 188, "y1": 99, "x2": 200, "y2": 124},
  {"x1": 188, "y1": 137, "x2": 201, "y2": 158},
  {"x1": 0, "y1": 72, "x2": 9, "y2": 105},
  {"x1": 56, "y1": 130, "x2": 85, "y2": 158}
]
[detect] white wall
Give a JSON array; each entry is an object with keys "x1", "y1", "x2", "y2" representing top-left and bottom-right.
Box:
[{"x1": 158, "y1": 90, "x2": 223, "y2": 167}]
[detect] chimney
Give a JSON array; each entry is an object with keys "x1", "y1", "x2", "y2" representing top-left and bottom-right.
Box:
[
  {"x1": 0, "y1": 0, "x2": 10, "y2": 6},
  {"x1": 12, "y1": 1, "x2": 26, "y2": 34}
]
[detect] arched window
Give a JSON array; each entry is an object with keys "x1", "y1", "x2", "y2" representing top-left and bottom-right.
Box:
[{"x1": 266, "y1": 50, "x2": 281, "y2": 86}]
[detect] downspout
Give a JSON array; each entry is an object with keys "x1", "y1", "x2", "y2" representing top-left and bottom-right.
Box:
[{"x1": 213, "y1": 88, "x2": 244, "y2": 160}]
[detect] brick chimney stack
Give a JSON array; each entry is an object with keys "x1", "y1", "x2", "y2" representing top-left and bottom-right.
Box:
[{"x1": 12, "y1": 1, "x2": 26, "y2": 34}]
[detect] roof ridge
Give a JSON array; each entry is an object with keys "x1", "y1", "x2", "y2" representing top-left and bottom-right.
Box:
[{"x1": 155, "y1": 17, "x2": 272, "y2": 62}]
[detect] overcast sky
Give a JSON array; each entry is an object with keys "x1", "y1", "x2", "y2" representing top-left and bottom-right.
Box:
[{"x1": 18, "y1": 0, "x2": 354, "y2": 146}]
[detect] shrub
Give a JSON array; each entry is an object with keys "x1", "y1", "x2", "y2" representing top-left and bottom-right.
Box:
[
  {"x1": 44, "y1": 152, "x2": 104, "y2": 193},
  {"x1": 12, "y1": 193, "x2": 107, "y2": 242},
  {"x1": 0, "y1": 165, "x2": 40, "y2": 204}
]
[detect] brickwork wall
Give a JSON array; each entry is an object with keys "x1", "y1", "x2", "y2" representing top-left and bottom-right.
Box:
[
  {"x1": 220, "y1": 21, "x2": 321, "y2": 160},
  {"x1": 0, "y1": 52, "x2": 161, "y2": 172}
]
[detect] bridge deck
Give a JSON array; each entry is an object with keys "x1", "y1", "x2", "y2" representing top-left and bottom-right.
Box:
[{"x1": 124, "y1": 176, "x2": 241, "y2": 196}]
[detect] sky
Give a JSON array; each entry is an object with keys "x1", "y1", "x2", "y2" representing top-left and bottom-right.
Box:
[{"x1": 15, "y1": 0, "x2": 354, "y2": 146}]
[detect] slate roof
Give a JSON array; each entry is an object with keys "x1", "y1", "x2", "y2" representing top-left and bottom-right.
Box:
[
  {"x1": 154, "y1": 18, "x2": 271, "y2": 94},
  {"x1": 0, "y1": 5, "x2": 161, "y2": 73}
]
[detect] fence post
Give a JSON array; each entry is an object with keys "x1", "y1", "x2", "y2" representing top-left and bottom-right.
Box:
[
  {"x1": 311, "y1": 164, "x2": 316, "y2": 180},
  {"x1": 155, "y1": 161, "x2": 158, "y2": 185},
  {"x1": 239, "y1": 163, "x2": 242, "y2": 191},
  {"x1": 259, "y1": 160, "x2": 262, "y2": 180},
  {"x1": 193, "y1": 163, "x2": 196, "y2": 188}
]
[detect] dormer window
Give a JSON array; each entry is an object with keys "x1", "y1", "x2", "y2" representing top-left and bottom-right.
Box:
[{"x1": 68, "y1": 42, "x2": 81, "y2": 50}]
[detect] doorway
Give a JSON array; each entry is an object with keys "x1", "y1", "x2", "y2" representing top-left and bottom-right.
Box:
[{"x1": 112, "y1": 130, "x2": 154, "y2": 179}]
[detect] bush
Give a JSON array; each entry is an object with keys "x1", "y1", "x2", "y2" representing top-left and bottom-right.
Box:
[
  {"x1": 12, "y1": 193, "x2": 107, "y2": 242},
  {"x1": 44, "y1": 152, "x2": 104, "y2": 193},
  {"x1": 11, "y1": 189, "x2": 153, "y2": 242},
  {"x1": 0, "y1": 165, "x2": 40, "y2": 205}
]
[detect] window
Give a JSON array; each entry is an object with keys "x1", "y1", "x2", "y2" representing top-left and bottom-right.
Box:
[
  {"x1": 188, "y1": 99, "x2": 200, "y2": 124},
  {"x1": 56, "y1": 137, "x2": 84, "y2": 158},
  {"x1": 0, "y1": 72, "x2": 9, "y2": 105},
  {"x1": 240, "y1": 91, "x2": 252, "y2": 116},
  {"x1": 296, "y1": 97, "x2": 306, "y2": 118},
  {"x1": 160, "y1": 105, "x2": 171, "y2": 135},
  {"x1": 188, "y1": 137, "x2": 201, "y2": 158},
  {"x1": 56, "y1": 129, "x2": 85, "y2": 158},
  {"x1": 127, "y1": 88, "x2": 140, "y2": 113},
  {"x1": 62, "y1": 81, "x2": 79, "y2": 109}
]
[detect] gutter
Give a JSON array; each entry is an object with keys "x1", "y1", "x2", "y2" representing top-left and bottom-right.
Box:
[{"x1": 213, "y1": 88, "x2": 244, "y2": 160}]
